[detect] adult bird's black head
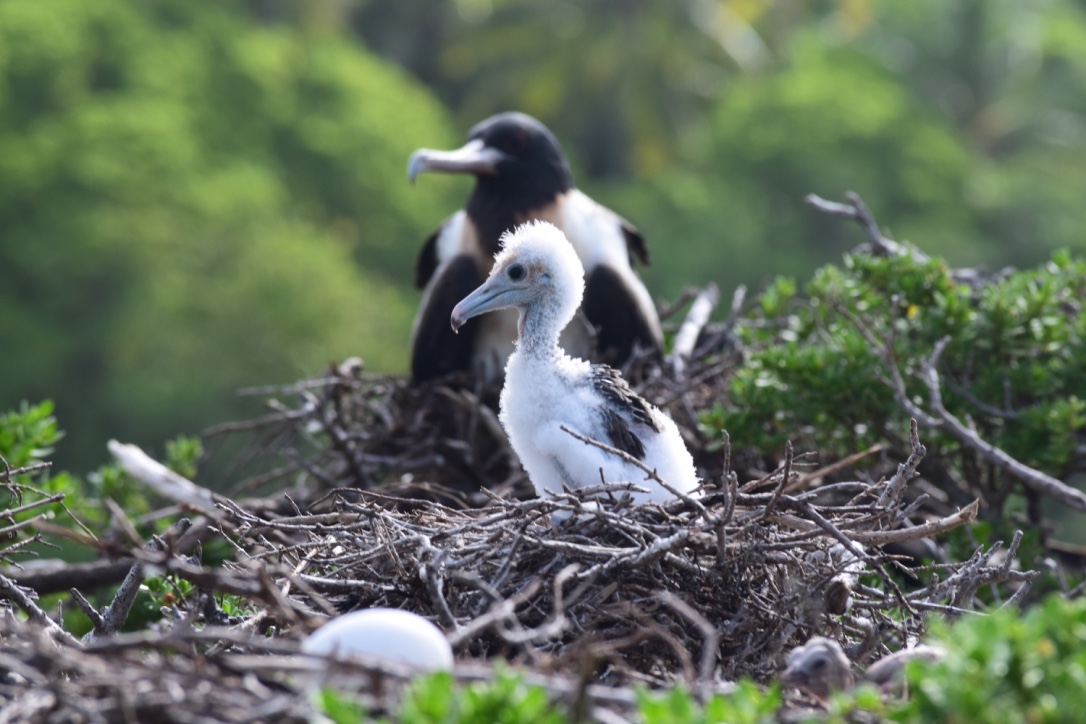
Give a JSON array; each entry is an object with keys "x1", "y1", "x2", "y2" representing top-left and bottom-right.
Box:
[{"x1": 408, "y1": 112, "x2": 574, "y2": 249}]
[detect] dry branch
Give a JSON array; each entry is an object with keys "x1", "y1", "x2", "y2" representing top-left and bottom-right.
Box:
[
  {"x1": 109, "y1": 440, "x2": 223, "y2": 517},
  {"x1": 670, "y1": 282, "x2": 720, "y2": 379},
  {"x1": 919, "y1": 338, "x2": 1086, "y2": 512}
]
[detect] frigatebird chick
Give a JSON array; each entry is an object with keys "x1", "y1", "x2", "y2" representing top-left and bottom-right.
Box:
[
  {"x1": 409, "y1": 111, "x2": 661, "y2": 382},
  {"x1": 782, "y1": 637, "x2": 855, "y2": 701},
  {"x1": 782, "y1": 636, "x2": 946, "y2": 702},
  {"x1": 450, "y1": 221, "x2": 698, "y2": 504}
]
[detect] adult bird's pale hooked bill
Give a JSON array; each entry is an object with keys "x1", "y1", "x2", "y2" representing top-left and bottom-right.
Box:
[
  {"x1": 408, "y1": 111, "x2": 662, "y2": 383},
  {"x1": 450, "y1": 221, "x2": 699, "y2": 504}
]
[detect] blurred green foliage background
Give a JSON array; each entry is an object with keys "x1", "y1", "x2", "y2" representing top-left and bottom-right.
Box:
[{"x1": 2, "y1": 0, "x2": 1085, "y2": 473}]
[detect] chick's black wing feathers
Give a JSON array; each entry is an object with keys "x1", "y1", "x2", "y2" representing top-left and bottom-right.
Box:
[
  {"x1": 590, "y1": 365, "x2": 659, "y2": 461},
  {"x1": 600, "y1": 408, "x2": 646, "y2": 460}
]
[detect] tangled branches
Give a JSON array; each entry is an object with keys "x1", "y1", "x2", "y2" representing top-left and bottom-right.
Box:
[{"x1": 2, "y1": 417, "x2": 1035, "y2": 722}]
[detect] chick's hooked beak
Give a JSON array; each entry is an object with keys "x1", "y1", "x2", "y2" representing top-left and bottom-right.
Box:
[{"x1": 450, "y1": 276, "x2": 516, "y2": 333}]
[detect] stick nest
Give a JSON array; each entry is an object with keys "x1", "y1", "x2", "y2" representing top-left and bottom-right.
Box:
[{"x1": 0, "y1": 294, "x2": 1039, "y2": 722}]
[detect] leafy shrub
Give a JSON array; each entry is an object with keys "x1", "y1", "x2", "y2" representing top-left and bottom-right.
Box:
[
  {"x1": 825, "y1": 595, "x2": 1086, "y2": 723},
  {"x1": 638, "y1": 680, "x2": 781, "y2": 724},
  {"x1": 0, "y1": 400, "x2": 88, "y2": 529},
  {"x1": 704, "y1": 248, "x2": 1085, "y2": 526},
  {"x1": 896, "y1": 596, "x2": 1086, "y2": 723}
]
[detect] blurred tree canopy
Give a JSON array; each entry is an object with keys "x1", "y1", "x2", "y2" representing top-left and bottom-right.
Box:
[
  {"x1": 2, "y1": 0, "x2": 1086, "y2": 472},
  {"x1": 0, "y1": 0, "x2": 464, "y2": 469},
  {"x1": 344, "y1": 0, "x2": 1086, "y2": 296}
]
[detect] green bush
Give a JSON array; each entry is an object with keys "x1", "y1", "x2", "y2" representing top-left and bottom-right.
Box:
[
  {"x1": 315, "y1": 669, "x2": 782, "y2": 724},
  {"x1": 896, "y1": 596, "x2": 1086, "y2": 723},
  {"x1": 0, "y1": 400, "x2": 88, "y2": 530},
  {"x1": 704, "y1": 248, "x2": 1085, "y2": 518},
  {"x1": 826, "y1": 595, "x2": 1086, "y2": 723},
  {"x1": 638, "y1": 680, "x2": 780, "y2": 724}
]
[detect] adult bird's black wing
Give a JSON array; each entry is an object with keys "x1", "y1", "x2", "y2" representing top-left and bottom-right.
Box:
[
  {"x1": 411, "y1": 254, "x2": 484, "y2": 381},
  {"x1": 582, "y1": 265, "x2": 661, "y2": 366},
  {"x1": 560, "y1": 191, "x2": 662, "y2": 364}
]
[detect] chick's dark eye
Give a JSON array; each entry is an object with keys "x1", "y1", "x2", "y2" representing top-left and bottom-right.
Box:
[{"x1": 507, "y1": 263, "x2": 526, "y2": 281}]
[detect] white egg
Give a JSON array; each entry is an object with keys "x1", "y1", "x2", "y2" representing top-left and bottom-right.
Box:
[{"x1": 302, "y1": 608, "x2": 453, "y2": 672}]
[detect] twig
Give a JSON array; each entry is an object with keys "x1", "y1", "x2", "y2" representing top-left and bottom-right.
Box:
[
  {"x1": 788, "y1": 443, "x2": 886, "y2": 493},
  {"x1": 658, "y1": 592, "x2": 719, "y2": 703},
  {"x1": 877, "y1": 419, "x2": 926, "y2": 509},
  {"x1": 805, "y1": 192, "x2": 922, "y2": 259},
  {"x1": 670, "y1": 283, "x2": 719, "y2": 379},
  {"x1": 770, "y1": 499, "x2": 979, "y2": 545},
  {"x1": 81, "y1": 519, "x2": 194, "y2": 643},
  {"x1": 763, "y1": 441, "x2": 793, "y2": 520},
  {"x1": 0, "y1": 574, "x2": 81, "y2": 647},
  {"x1": 558, "y1": 425, "x2": 710, "y2": 523},
  {"x1": 108, "y1": 441, "x2": 223, "y2": 518}
]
